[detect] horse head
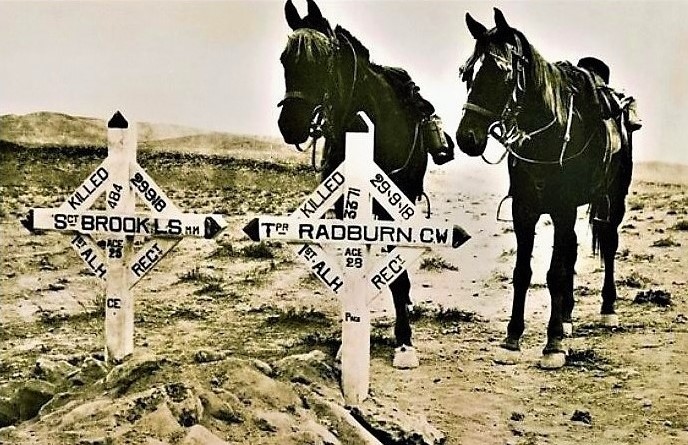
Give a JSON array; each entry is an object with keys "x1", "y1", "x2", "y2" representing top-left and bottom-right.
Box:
[
  {"x1": 456, "y1": 8, "x2": 525, "y2": 157},
  {"x1": 278, "y1": 0, "x2": 336, "y2": 145}
]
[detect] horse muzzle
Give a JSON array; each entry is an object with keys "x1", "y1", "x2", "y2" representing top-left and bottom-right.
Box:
[
  {"x1": 278, "y1": 108, "x2": 311, "y2": 145},
  {"x1": 455, "y1": 126, "x2": 487, "y2": 157}
]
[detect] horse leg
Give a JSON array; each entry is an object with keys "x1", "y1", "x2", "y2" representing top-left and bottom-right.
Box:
[
  {"x1": 598, "y1": 198, "x2": 625, "y2": 327},
  {"x1": 562, "y1": 229, "x2": 578, "y2": 337},
  {"x1": 502, "y1": 201, "x2": 538, "y2": 351},
  {"x1": 389, "y1": 271, "x2": 412, "y2": 346},
  {"x1": 389, "y1": 271, "x2": 418, "y2": 369},
  {"x1": 541, "y1": 207, "x2": 576, "y2": 369}
]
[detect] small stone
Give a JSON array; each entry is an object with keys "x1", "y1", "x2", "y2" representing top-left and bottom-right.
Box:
[
  {"x1": 570, "y1": 409, "x2": 592, "y2": 424},
  {"x1": 255, "y1": 416, "x2": 278, "y2": 432},
  {"x1": 510, "y1": 412, "x2": 525, "y2": 422},
  {"x1": 493, "y1": 356, "x2": 519, "y2": 366},
  {"x1": 251, "y1": 359, "x2": 273, "y2": 376},
  {"x1": 180, "y1": 425, "x2": 230, "y2": 445},
  {"x1": 77, "y1": 436, "x2": 108, "y2": 445},
  {"x1": 34, "y1": 358, "x2": 78, "y2": 385},
  {"x1": 198, "y1": 391, "x2": 243, "y2": 424},
  {"x1": 642, "y1": 399, "x2": 652, "y2": 408},
  {"x1": 105, "y1": 355, "x2": 164, "y2": 394},
  {"x1": 194, "y1": 350, "x2": 227, "y2": 364},
  {"x1": 163, "y1": 384, "x2": 203, "y2": 428},
  {"x1": 77, "y1": 357, "x2": 108, "y2": 383},
  {"x1": 136, "y1": 403, "x2": 185, "y2": 440}
]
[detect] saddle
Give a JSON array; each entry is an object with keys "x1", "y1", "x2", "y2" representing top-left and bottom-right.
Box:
[
  {"x1": 379, "y1": 66, "x2": 454, "y2": 165},
  {"x1": 576, "y1": 58, "x2": 642, "y2": 222},
  {"x1": 576, "y1": 59, "x2": 642, "y2": 159}
]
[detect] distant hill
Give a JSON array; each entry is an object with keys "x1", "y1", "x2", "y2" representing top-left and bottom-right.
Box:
[
  {"x1": 0, "y1": 111, "x2": 211, "y2": 146},
  {"x1": 4, "y1": 112, "x2": 684, "y2": 180},
  {"x1": 634, "y1": 161, "x2": 688, "y2": 185},
  {"x1": 0, "y1": 111, "x2": 306, "y2": 163},
  {"x1": 0, "y1": 112, "x2": 107, "y2": 146}
]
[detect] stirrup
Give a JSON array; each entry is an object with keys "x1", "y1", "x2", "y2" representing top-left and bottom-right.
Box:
[{"x1": 496, "y1": 195, "x2": 513, "y2": 222}]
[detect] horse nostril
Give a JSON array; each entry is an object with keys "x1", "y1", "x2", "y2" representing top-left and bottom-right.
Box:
[{"x1": 468, "y1": 130, "x2": 478, "y2": 146}]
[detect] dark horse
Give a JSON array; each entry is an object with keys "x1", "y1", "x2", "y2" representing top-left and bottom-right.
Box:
[
  {"x1": 277, "y1": 0, "x2": 457, "y2": 368},
  {"x1": 455, "y1": 9, "x2": 638, "y2": 368}
]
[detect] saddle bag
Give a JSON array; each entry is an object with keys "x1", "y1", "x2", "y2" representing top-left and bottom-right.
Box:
[
  {"x1": 623, "y1": 96, "x2": 642, "y2": 131},
  {"x1": 423, "y1": 115, "x2": 454, "y2": 165}
]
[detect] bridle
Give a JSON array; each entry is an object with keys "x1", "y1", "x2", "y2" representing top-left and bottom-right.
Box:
[
  {"x1": 460, "y1": 33, "x2": 591, "y2": 166},
  {"x1": 460, "y1": 33, "x2": 530, "y2": 144},
  {"x1": 278, "y1": 30, "x2": 359, "y2": 167},
  {"x1": 279, "y1": 30, "x2": 427, "y2": 180}
]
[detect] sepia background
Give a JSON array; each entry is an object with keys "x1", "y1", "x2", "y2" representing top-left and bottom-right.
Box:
[{"x1": 1, "y1": 1, "x2": 687, "y2": 444}]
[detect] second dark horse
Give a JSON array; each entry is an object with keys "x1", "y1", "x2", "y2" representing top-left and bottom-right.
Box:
[{"x1": 455, "y1": 9, "x2": 639, "y2": 368}]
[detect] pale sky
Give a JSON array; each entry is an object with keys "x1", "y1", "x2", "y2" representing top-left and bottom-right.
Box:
[{"x1": 1, "y1": 0, "x2": 687, "y2": 164}]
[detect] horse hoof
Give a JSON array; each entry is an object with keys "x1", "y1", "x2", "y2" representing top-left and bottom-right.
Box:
[
  {"x1": 493, "y1": 348, "x2": 520, "y2": 365},
  {"x1": 393, "y1": 345, "x2": 419, "y2": 369},
  {"x1": 500, "y1": 337, "x2": 520, "y2": 351},
  {"x1": 539, "y1": 352, "x2": 566, "y2": 370},
  {"x1": 601, "y1": 313, "x2": 619, "y2": 327},
  {"x1": 563, "y1": 322, "x2": 573, "y2": 337}
]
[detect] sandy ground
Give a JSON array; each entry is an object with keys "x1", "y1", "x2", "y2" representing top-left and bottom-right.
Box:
[{"x1": 0, "y1": 148, "x2": 687, "y2": 444}]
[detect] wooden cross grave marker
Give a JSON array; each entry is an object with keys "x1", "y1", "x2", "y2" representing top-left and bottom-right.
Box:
[
  {"x1": 243, "y1": 112, "x2": 470, "y2": 404},
  {"x1": 22, "y1": 111, "x2": 227, "y2": 363}
]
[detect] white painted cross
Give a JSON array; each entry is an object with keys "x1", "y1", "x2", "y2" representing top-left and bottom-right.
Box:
[
  {"x1": 243, "y1": 112, "x2": 470, "y2": 404},
  {"x1": 23, "y1": 111, "x2": 227, "y2": 363}
]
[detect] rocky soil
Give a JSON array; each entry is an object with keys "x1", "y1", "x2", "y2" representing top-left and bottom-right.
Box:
[{"x1": 1, "y1": 140, "x2": 686, "y2": 444}]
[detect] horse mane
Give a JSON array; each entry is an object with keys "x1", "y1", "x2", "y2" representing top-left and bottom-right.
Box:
[
  {"x1": 334, "y1": 25, "x2": 371, "y2": 62},
  {"x1": 280, "y1": 28, "x2": 333, "y2": 65},
  {"x1": 282, "y1": 24, "x2": 432, "y2": 119},
  {"x1": 513, "y1": 31, "x2": 572, "y2": 127}
]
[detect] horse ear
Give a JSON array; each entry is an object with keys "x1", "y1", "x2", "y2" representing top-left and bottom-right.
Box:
[
  {"x1": 465, "y1": 13, "x2": 487, "y2": 40},
  {"x1": 494, "y1": 8, "x2": 510, "y2": 31},
  {"x1": 285, "y1": 0, "x2": 302, "y2": 30},
  {"x1": 307, "y1": 0, "x2": 324, "y2": 21}
]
